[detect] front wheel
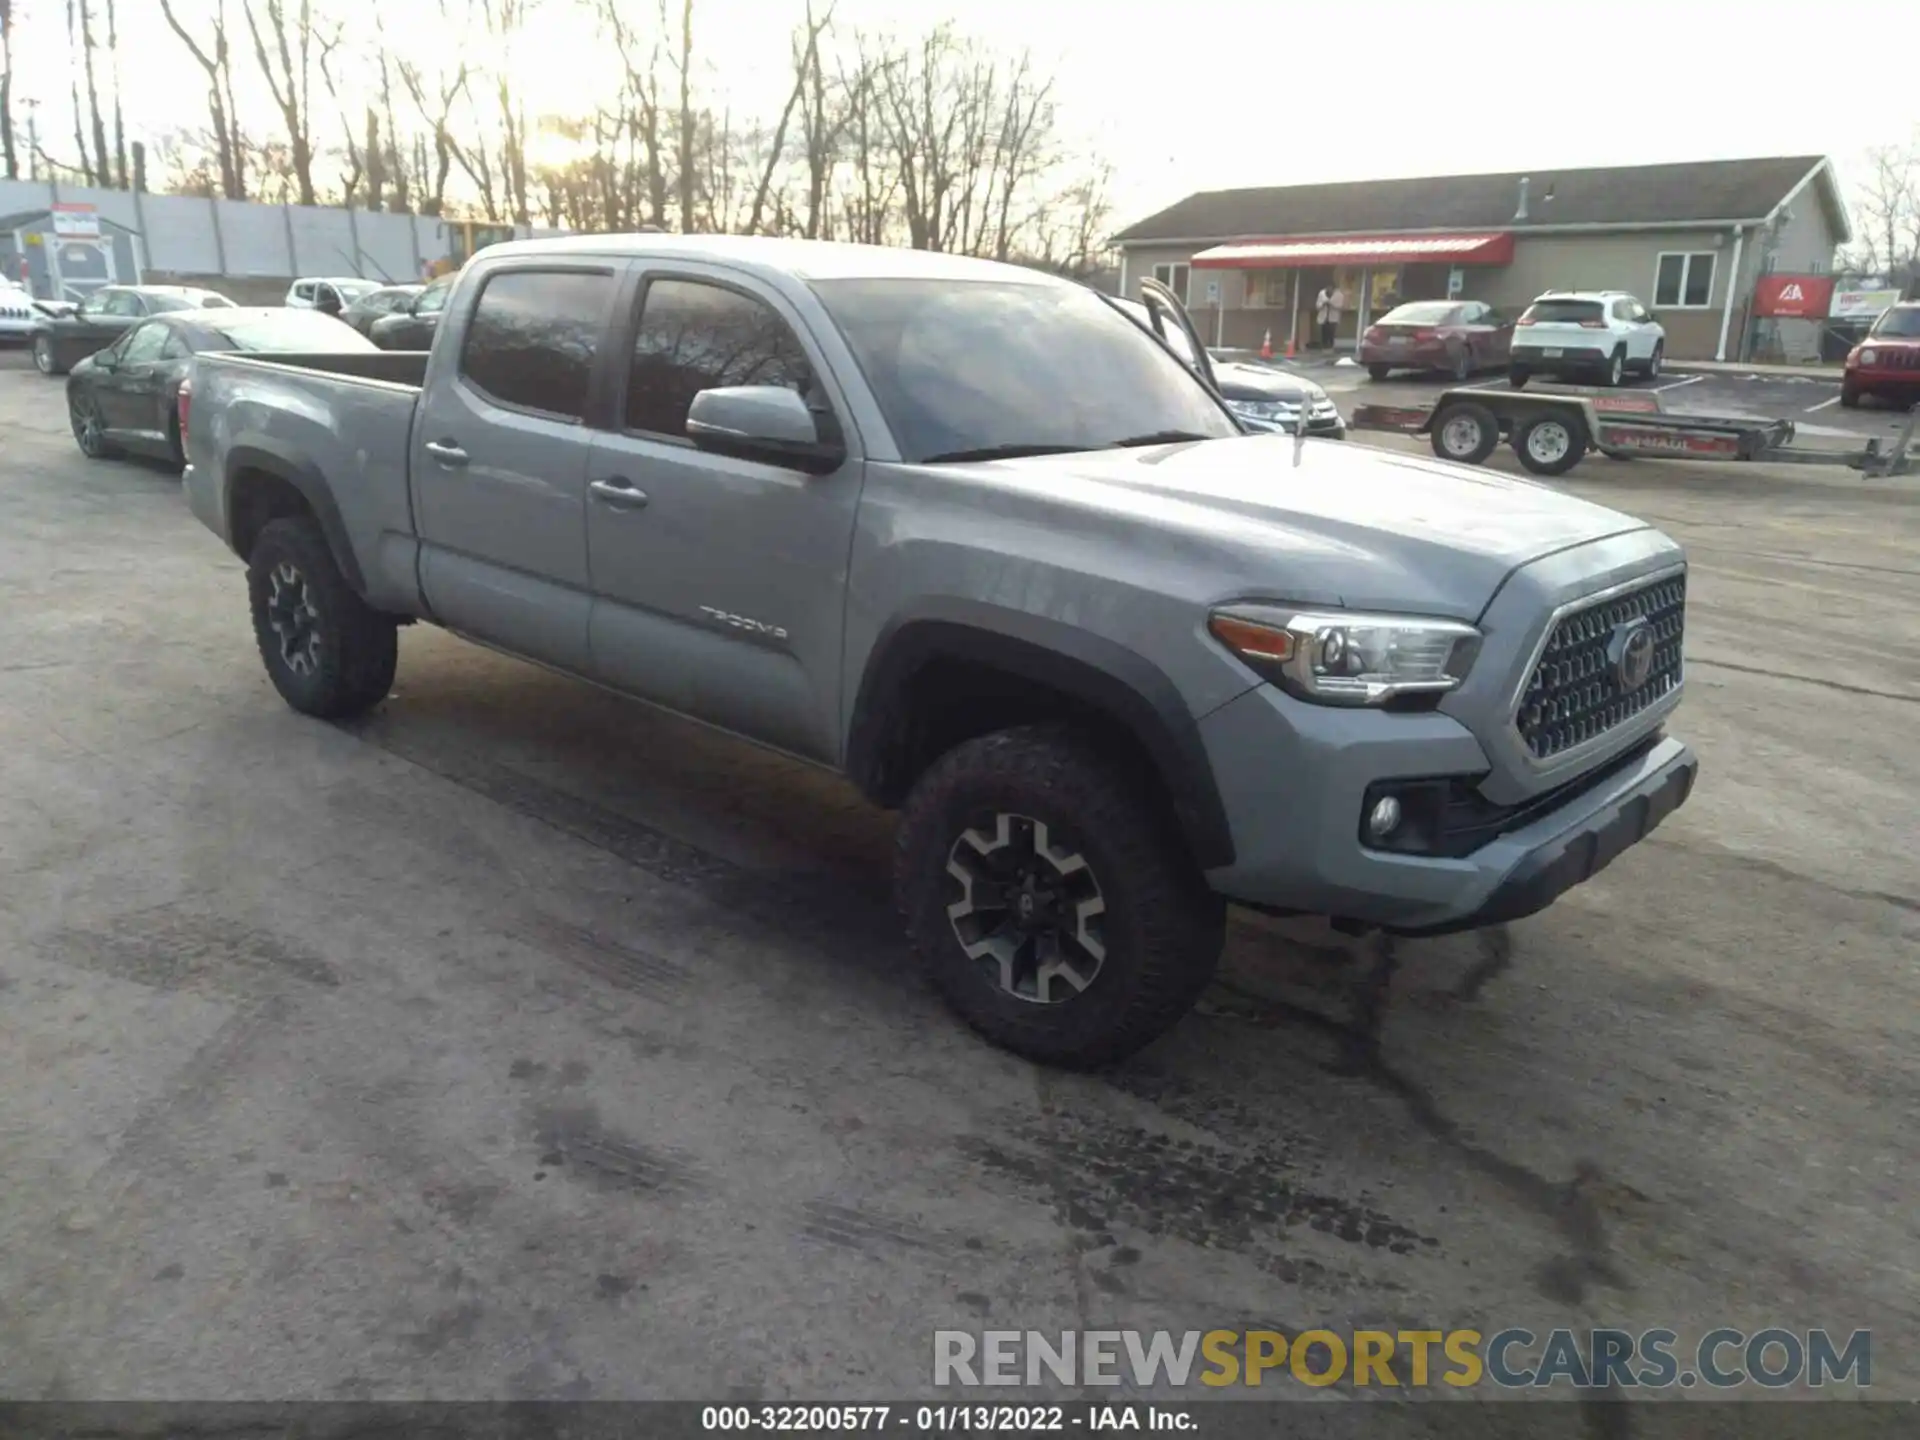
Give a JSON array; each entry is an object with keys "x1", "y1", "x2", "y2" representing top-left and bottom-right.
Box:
[
  {"x1": 68, "y1": 390, "x2": 117, "y2": 460},
  {"x1": 1839, "y1": 384, "x2": 1861, "y2": 409},
  {"x1": 33, "y1": 335, "x2": 66, "y2": 377},
  {"x1": 1451, "y1": 347, "x2": 1473, "y2": 383},
  {"x1": 895, "y1": 725, "x2": 1225, "y2": 1069},
  {"x1": 246, "y1": 516, "x2": 398, "y2": 719},
  {"x1": 1644, "y1": 343, "x2": 1664, "y2": 379},
  {"x1": 1513, "y1": 412, "x2": 1589, "y2": 477}
]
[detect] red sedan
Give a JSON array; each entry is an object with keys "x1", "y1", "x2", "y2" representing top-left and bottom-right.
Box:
[
  {"x1": 1842, "y1": 302, "x2": 1920, "y2": 410},
  {"x1": 1360, "y1": 300, "x2": 1513, "y2": 382}
]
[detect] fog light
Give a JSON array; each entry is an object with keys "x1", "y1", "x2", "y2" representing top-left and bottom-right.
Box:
[{"x1": 1366, "y1": 796, "x2": 1402, "y2": 838}]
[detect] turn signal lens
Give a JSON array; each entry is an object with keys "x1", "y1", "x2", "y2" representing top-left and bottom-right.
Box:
[{"x1": 1207, "y1": 613, "x2": 1296, "y2": 665}]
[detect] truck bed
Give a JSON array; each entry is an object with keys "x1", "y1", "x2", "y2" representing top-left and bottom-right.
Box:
[{"x1": 222, "y1": 350, "x2": 431, "y2": 388}]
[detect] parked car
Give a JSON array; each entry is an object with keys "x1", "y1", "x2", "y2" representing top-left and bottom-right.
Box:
[
  {"x1": 285, "y1": 277, "x2": 382, "y2": 316},
  {"x1": 1509, "y1": 291, "x2": 1665, "y2": 389},
  {"x1": 369, "y1": 273, "x2": 454, "y2": 349},
  {"x1": 2, "y1": 277, "x2": 39, "y2": 344},
  {"x1": 1360, "y1": 300, "x2": 1513, "y2": 382},
  {"x1": 340, "y1": 283, "x2": 425, "y2": 338},
  {"x1": 1119, "y1": 298, "x2": 1344, "y2": 438},
  {"x1": 29, "y1": 284, "x2": 236, "y2": 376},
  {"x1": 66, "y1": 308, "x2": 381, "y2": 467},
  {"x1": 180, "y1": 234, "x2": 1695, "y2": 1069},
  {"x1": 1841, "y1": 302, "x2": 1920, "y2": 410}
]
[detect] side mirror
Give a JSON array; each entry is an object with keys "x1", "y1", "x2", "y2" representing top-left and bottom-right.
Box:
[{"x1": 686, "y1": 385, "x2": 845, "y2": 475}]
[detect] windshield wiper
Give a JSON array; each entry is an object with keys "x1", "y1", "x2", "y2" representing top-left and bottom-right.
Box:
[
  {"x1": 920, "y1": 443, "x2": 1089, "y2": 463},
  {"x1": 1107, "y1": 429, "x2": 1211, "y2": 448}
]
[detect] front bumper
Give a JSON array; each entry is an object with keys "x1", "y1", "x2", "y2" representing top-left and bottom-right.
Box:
[{"x1": 1197, "y1": 682, "x2": 1696, "y2": 932}]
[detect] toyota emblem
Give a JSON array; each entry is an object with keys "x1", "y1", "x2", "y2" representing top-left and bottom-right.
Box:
[{"x1": 1609, "y1": 618, "x2": 1656, "y2": 692}]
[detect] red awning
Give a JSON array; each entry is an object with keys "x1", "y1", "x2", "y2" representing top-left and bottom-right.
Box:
[{"x1": 1190, "y1": 233, "x2": 1515, "y2": 269}]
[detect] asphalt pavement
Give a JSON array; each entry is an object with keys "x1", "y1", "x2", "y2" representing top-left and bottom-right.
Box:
[{"x1": 1, "y1": 346, "x2": 1916, "y2": 1413}]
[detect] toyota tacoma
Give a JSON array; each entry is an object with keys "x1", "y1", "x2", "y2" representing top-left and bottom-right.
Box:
[{"x1": 180, "y1": 235, "x2": 1697, "y2": 1068}]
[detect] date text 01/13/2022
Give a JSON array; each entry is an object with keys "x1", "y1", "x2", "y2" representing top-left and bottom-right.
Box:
[{"x1": 699, "y1": 1404, "x2": 1196, "y2": 1431}]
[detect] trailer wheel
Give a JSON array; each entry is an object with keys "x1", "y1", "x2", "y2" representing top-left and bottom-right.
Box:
[
  {"x1": 1513, "y1": 412, "x2": 1588, "y2": 477},
  {"x1": 1430, "y1": 400, "x2": 1501, "y2": 466}
]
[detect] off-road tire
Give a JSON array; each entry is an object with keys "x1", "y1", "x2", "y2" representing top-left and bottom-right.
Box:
[
  {"x1": 895, "y1": 724, "x2": 1226, "y2": 1069},
  {"x1": 246, "y1": 516, "x2": 398, "y2": 719}
]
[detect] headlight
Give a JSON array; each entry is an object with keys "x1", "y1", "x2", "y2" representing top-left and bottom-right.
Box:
[
  {"x1": 1207, "y1": 605, "x2": 1481, "y2": 705},
  {"x1": 1225, "y1": 398, "x2": 1297, "y2": 421},
  {"x1": 1859, "y1": 348, "x2": 1878, "y2": 365}
]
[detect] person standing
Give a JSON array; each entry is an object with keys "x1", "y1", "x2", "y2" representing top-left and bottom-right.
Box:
[{"x1": 1316, "y1": 281, "x2": 1347, "y2": 349}]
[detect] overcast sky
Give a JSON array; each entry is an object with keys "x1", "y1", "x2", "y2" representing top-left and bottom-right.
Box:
[{"x1": 10, "y1": 0, "x2": 1916, "y2": 228}]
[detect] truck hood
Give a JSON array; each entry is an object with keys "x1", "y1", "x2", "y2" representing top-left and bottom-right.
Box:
[{"x1": 959, "y1": 434, "x2": 1654, "y2": 620}]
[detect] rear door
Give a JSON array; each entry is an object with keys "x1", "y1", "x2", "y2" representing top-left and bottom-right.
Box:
[
  {"x1": 582, "y1": 262, "x2": 863, "y2": 761},
  {"x1": 1517, "y1": 297, "x2": 1606, "y2": 356},
  {"x1": 411, "y1": 262, "x2": 622, "y2": 674}
]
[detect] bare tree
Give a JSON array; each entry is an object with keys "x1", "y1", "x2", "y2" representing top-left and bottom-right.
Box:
[
  {"x1": 106, "y1": 0, "x2": 128, "y2": 186},
  {"x1": 601, "y1": 0, "x2": 670, "y2": 228},
  {"x1": 397, "y1": 2, "x2": 473, "y2": 218},
  {"x1": 161, "y1": 0, "x2": 247, "y2": 198},
  {"x1": 243, "y1": 0, "x2": 329, "y2": 207},
  {"x1": 672, "y1": 0, "x2": 694, "y2": 230},
  {"x1": 1842, "y1": 139, "x2": 1920, "y2": 283},
  {"x1": 74, "y1": 0, "x2": 113, "y2": 185},
  {"x1": 0, "y1": 0, "x2": 15, "y2": 180}
]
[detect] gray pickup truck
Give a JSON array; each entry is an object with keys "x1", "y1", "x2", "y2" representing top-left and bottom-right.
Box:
[{"x1": 182, "y1": 234, "x2": 1697, "y2": 1068}]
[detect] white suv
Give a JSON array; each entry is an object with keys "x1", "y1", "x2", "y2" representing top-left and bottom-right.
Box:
[{"x1": 1509, "y1": 290, "x2": 1665, "y2": 389}]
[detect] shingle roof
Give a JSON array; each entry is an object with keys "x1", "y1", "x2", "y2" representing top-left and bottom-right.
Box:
[{"x1": 1114, "y1": 156, "x2": 1834, "y2": 244}]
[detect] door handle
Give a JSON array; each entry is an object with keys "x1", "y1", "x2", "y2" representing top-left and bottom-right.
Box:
[
  {"x1": 589, "y1": 476, "x2": 649, "y2": 510},
  {"x1": 423, "y1": 439, "x2": 469, "y2": 466}
]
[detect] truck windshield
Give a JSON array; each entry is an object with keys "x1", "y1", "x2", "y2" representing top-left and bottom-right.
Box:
[
  {"x1": 812, "y1": 277, "x2": 1239, "y2": 463},
  {"x1": 1870, "y1": 307, "x2": 1920, "y2": 338}
]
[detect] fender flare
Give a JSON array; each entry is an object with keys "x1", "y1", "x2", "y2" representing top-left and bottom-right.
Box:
[
  {"x1": 222, "y1": 440, "x2": 368, "y2": 596},
  {"x1": 846, "y1": 601, "x2": 1236, "y2": 871}
]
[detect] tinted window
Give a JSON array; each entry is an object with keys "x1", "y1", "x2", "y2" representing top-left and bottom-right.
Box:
[
  {"x1": 1522, "y1": 299, "x2": 1605, "y2": 324},
  {"x1": 459, "y1": 269, "x2": 613, "y2": 419},
  {"x1": 104, "y1": 291, "x2": 145, "y2": 317},
  {"x1": 119, "y1": 323, "x2": 170, "y2": 363},
  {"x1": 1870, "y1": 307, "x2": 1920, "y2": 338},
  {"x1": 815, "y1": 278, "x2": 1238, "y2": 463},
  {"x1": 200, "y1": 312, "x2": 380, "y2": 353},
  {"x1": 626, "y1": 278, "x2": 813, "y2": 437}
]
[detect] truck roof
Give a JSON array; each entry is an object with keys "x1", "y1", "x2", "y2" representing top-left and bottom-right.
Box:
[{"x1": 476, "y1": 232, "x2": 1073, "y2": 287}]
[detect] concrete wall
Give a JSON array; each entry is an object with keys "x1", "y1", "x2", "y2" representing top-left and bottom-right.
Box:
[{"x1": 0, "y1": 178, "x2": 554, "y2": 289}]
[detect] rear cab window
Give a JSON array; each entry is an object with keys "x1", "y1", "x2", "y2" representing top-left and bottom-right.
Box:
[{"x1": 456, "y1": 268, "x2": 617, "y2": 421}]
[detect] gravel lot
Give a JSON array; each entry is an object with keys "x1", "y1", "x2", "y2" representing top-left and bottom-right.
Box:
[{"x1": 1, "y1": 346, "x2": 1915, "y2": 1413}]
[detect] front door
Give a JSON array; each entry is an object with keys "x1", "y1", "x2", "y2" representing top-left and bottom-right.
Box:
[
  {"x1": 583, "y1": 266, "x2": 863, "y2": 762},
  {"x1": 411, "y1": 263, "x2": 621, "y2": 674},
  {"x1": 94, "y1": 320, "x2": 171, "y2": 438}
]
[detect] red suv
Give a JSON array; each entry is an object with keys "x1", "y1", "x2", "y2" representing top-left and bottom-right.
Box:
[{"x1": 1842, "y1": 302, "x2": 1920, "y2": 409}]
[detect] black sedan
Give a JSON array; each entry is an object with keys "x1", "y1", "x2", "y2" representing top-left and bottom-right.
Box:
[
  {"x1": 369, "y1": 272, "x2": 454, "y2": 350},
  {"x1": 341, "y1": 283, "x2": 424, "y2": 338},
  {"x1": 30, "y1": 284, "x2": 236, "y2": 377},
  {"x1": 67, "y1": 308, "x2": 377, "y2": 467}
]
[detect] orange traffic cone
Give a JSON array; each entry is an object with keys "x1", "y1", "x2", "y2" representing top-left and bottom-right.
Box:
[
  {"x1": 1285, "y1": 333, "x2": 1296, "y2": 359},
  {"x1": 1260, "y1": 330, "x2": 1273, "y2": 360}
]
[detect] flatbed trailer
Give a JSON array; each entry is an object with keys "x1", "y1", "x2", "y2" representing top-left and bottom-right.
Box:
[{"x1": 1349, "y1": 383, "x2": 1916, "y2": 480}]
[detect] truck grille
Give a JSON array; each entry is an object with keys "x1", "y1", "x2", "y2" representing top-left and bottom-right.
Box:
[
  {"x1": 1516, "y1": 572, "x2": 1685, "y2": 761},
  {"x1": 1870, "y1": 347, "x2": 1920, "y2": 371}
]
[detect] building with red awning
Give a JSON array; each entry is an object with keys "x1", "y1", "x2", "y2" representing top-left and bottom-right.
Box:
[{"x1": 1113, "y1": 157, "x2": 1847, "y2": 363}]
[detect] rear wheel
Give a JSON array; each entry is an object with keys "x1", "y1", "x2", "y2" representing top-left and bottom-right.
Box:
[
  {"x1": 1602, "y1": 348, "x2": 1625, "y2": 387},
  {"x1": 1430, "y1": 400, "x2": 1501, "y2": 466},
  {"x1": 1508, "y1": 367, "x2": 1531, "y2": 390},
  {"x1": 1513, "y1": 412, "x2": 1589, "y2": 477},
  {"x1": 895, "y1": 724, "x2": 1225, "y2": 1069},
  {"x1": 1367, "y1": 364, "x2": 1391, "y2": 382},
  {"x1": 246, "y1": 516, "x2": 398, "y2": 719},
  {"x1": 166, "y1": 414, "x2": 186, "y2": 469}
]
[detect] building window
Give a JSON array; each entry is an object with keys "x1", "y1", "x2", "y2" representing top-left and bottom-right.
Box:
[
  {"x1": 1654, "y1": 252, "x2": 1716, "y2": 309},
  {"x1": 1150, "y1": 262, "x2": 1190, "y2": 303}
]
